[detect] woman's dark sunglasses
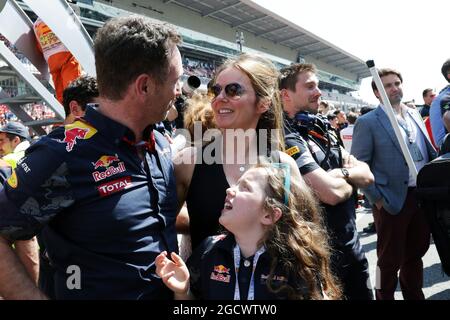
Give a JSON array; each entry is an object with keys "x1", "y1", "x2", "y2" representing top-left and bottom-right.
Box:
[{"x1": 209, "y1": 83, "x2": 245, "y2": 99}]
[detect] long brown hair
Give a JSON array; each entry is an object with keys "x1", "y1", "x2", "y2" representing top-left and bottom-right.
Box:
[
  {"x1": 213, "y1": 53, "x2": 285, "y2": 152},
  {"x1": 256, "y1": 162, "x2": 342, "y2": 300}
]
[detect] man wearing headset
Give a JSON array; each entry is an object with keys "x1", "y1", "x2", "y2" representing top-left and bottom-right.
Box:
[{"x1": 278, "y1": 63, "x2": 375, "y2": 300}]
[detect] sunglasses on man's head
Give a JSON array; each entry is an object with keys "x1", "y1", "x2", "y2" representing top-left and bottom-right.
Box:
[{"x1": 209, "y1": 83, "x2": 245, "y2": 99}]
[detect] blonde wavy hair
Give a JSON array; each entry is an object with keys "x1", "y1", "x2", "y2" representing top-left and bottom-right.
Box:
[{"x1": 183, "y1": 92, "x2": 217, "y2": 143}]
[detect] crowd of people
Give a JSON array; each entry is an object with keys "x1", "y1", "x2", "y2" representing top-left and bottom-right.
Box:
[
  {"x1": 183, "y1": 56, "x2": 215, "y2": 79},
  {"x1": 0, "y1": 14, "x2": 449, "y2": 301}
]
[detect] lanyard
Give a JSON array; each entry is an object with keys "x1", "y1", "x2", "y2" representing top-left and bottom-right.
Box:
[
  {"x1": 233, "y1": 244, "x2": 265, "y2": 300},
  {"x1": 397, "y1": 113, "x2": 424, "y2": 163},
  {"x1": 396, "y1": 113, "x2": 414, "y2": 144}
]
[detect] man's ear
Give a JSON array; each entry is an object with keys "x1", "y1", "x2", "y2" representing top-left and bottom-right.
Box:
[
  {"x1": 261, "y1": 207, "x2": 282, "y2": 226},
  {"x1": 12, "y1": 135, "x2": 21, "y2": 147},
  {"x1": 135, "y1": 74, "x2": 156, "y2": 97},
  {"x1": 69, "y1": 101, "x2": 84, "y2": 117},
  {"x1": 280, "y1": 89, "x2": 291, "y2": 104},
  {"x1": 373, "y1": 89, "x2": 380, "y2": 100}
]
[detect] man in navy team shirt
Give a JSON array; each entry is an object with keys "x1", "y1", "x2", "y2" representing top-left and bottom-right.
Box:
[{"x1": 0, "y1": 15, "x2": 183, "y2": 299}]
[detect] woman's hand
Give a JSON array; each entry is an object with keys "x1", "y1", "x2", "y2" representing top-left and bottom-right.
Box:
[{"x1": 155, "y1": 251, "x2": 190, "y2": 294}]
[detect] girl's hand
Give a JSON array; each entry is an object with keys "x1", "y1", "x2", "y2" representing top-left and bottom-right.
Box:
[{"x1": 155, "y1": 251, "x2": 190, "y2": 294}]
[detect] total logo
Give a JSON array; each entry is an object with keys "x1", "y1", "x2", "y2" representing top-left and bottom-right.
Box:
[
  {"x1": 97, "y1": 176, "x2": 131, "y2": 197},
  {"x1": 91, "y1": 155, "x2": 126, "y2": 182}
]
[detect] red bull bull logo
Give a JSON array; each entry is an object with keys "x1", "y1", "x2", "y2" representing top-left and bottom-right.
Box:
[
  {"x1": 60, "y1": 121, "x2": 97, "y2": 152},
  {"x1": 92, "y1": 155, "x2": 126, "y2": 182},
  {"x1": 210, "y1": 264, "x2": 231, "y2": 283},
  {"x1": 93, "y1": 155, "x2": 120, "y2": 169},
  {"x1": 213, "y1": 265, "x2": 230, "y2": 274}
]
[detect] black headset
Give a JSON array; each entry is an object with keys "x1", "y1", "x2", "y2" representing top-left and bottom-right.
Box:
[
  {"x1": 294, "y1": 111, "x2": 336, "y2": 167},
  {"x1": 294, "y1": 111, "x2": 331, "y2": 136}
]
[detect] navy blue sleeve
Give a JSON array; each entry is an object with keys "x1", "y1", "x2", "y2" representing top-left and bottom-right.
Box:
[
  {"x1": 186, "y1": 237, "x2": 211, "y2": 299},
  {"x1": 284, "y1": 133, "x2": 320, "y2": 175},
  {"x1": 0, "y1": 139, "x2": 74, "y2": 240},
  {"x1": 186, "y1": 236, "x2": 221, "y2": 299}
]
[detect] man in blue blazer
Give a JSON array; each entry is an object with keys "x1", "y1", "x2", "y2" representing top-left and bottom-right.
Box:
[{"x1": 352, "y1": 68, "x2": 437, "y2": 300}]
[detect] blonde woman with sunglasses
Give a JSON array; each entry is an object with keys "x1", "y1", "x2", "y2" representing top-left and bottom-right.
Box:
[{"x1": 174, "y1": 54, "x2": 307, "y2": 253}]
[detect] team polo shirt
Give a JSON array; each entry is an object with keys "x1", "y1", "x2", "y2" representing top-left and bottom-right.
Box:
[
  {"x1": 187, "y1": 234, "x2": 312, "y2": 300},
  {"x1": 283, "y1": 115, "x2": 320, "y2": 176},
  {"x1": 0, "y1": 106, "x2": 178, "y2": 299},
  {"x1": 283, "y1": 115, "x2": 360, "y2": 252}
]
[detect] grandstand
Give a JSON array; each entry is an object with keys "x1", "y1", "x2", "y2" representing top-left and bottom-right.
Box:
[
  {"x1": 91, "y1": 0, "x2": 372, "y2": 110},
  {"x1": 0, "y1": 0, "x2": 372, "y2": 134}
]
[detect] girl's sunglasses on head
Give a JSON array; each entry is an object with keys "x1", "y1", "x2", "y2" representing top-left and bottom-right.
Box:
[{"x1": 209, "y1": 83, "x2": 245, "y2": 99}]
